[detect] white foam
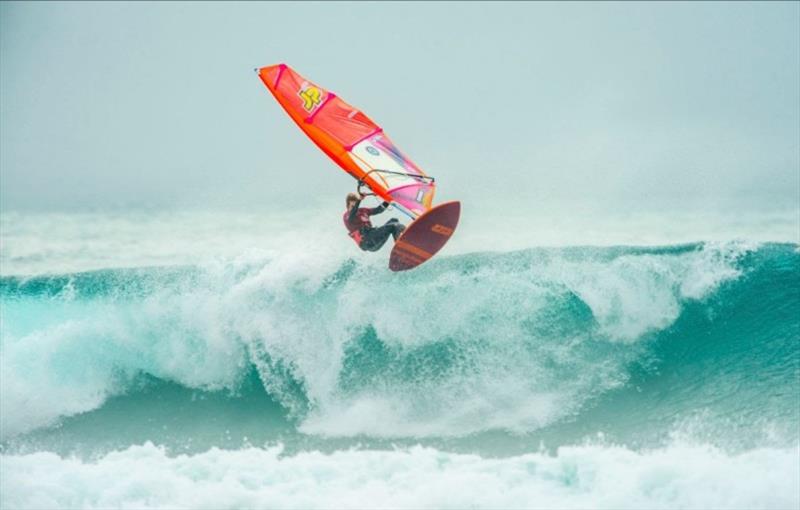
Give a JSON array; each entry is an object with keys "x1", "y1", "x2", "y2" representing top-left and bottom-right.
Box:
[
  {"x1": 1, "y1": 208, "x2": 795, "y2": 276},
  {"x1": 0, "y1": 209, "x2": 354, "y2": 276},
  {"x1": 457, "y1": 206, "x2": 799, "y2": 254},
  {"x1": 2, "y1": 442, "x2": 797, "y2": 510}
]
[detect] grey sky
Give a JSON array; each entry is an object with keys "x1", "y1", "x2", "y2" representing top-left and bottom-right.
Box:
[{"x1": 1, "y1": 1, "x2": 798, "y2": 215}]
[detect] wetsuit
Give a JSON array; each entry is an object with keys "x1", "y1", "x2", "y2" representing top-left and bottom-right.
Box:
[{"x1": 343, "y1": 200, "x2": 405, "y2": 252}]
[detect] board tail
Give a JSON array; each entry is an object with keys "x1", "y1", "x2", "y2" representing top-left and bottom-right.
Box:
[{"x1": 389, "y1": 201, "x2": 461, "y2": 271}]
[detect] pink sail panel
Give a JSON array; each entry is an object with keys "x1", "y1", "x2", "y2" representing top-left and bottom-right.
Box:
[{"x1": 347, "y1": 133, "x2": 434, "y2": 215}]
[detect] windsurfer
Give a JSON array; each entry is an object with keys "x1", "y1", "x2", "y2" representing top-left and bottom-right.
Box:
[{"x1": 343, "y1": 192, "x2": 405, "y2": 251}]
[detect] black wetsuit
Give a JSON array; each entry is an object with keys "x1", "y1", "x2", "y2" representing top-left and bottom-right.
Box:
[{"x1": 346, "y1": 201, "x2": 405, "y2": 252}]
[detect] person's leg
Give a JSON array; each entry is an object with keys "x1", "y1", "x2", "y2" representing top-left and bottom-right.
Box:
[
  {"x1": 390, "y1": 222, "x2": 405, "y2": 240},
  {"x1": 360, "y1": 222, "x2": 403, "y2": 251},
  {"x1": 380, "y1": 219, "x2": 405, "y2": 240}
]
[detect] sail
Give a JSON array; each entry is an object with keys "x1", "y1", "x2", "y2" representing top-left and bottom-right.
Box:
[{"x1": 256, "y1": 64, "x2": 434, "y2": 217}]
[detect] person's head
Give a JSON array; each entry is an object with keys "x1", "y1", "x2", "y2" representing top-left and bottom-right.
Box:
[{"x1": 346, "y1": 192, "x2": 359, "y2": 209}]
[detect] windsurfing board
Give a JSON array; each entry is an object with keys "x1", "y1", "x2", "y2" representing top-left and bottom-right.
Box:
[{"x1": 389, "y1": 201, "x2": 461, "y2": 271}]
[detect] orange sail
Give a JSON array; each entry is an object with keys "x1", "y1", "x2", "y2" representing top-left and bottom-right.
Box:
[{"x1": 256, "y1": 64, "x2": 435, "y2": 217}]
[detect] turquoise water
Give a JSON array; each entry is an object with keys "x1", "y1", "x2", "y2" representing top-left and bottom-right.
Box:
[{"x1": 1, "y1": 241, "x2": 798, "y2": 508}]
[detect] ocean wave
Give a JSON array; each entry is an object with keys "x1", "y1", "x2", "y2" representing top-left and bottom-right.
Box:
[{"x1": 1, "y1": 241, "x2": 797, "y2": 442}]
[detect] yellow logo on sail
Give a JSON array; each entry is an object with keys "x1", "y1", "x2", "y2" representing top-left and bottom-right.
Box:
[{"x1": 298, "y1": 85, "x2": 322, "y2": 112}]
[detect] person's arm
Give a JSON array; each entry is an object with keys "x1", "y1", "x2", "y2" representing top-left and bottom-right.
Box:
[
  {"x1": 367, "y1": 201, "x2": 391, "y2": 215},
  {"x1": 347, "y1": 199, "x2": 362, "y2": 223}
]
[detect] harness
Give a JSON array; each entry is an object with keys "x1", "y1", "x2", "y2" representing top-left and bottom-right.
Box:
[
  {"x1": 348, "y1": 228, "x2": 363, "y2": 246},
  {"x1": 343, "y1": 208, "x2": 370, "y2": 247}
]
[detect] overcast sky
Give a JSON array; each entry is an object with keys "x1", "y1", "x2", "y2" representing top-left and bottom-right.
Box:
[{"x1": 1, "y1": 1, "x2": 798, "y2": 216}]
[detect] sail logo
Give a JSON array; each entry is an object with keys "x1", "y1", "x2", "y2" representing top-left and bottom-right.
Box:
[{"x1": 298, "y1": 83, "x2": 322, "y2": 111}]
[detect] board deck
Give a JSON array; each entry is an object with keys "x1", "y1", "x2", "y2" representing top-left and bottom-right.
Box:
[{"x1": 389, "y1": 201, "x2": 461, "y2": 271}]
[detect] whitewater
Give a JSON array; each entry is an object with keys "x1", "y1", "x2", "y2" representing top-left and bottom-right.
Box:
[{"x1": 1, "y1": 210, "x2": 798, "y2": 509}]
